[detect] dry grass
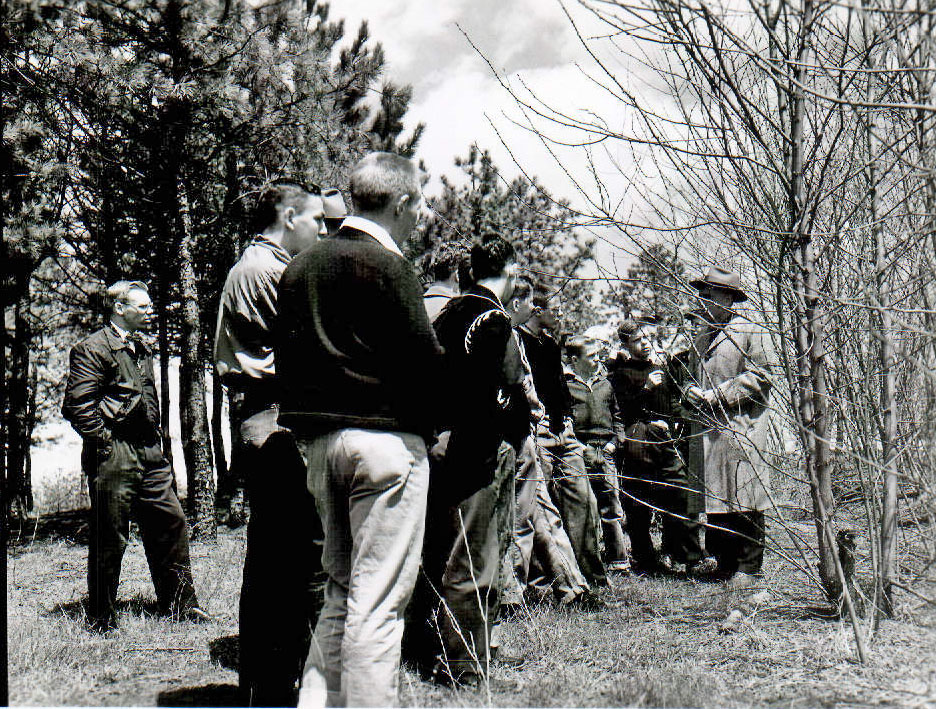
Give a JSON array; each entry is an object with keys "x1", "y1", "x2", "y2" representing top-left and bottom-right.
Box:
[{"x1": 8, "y1": 519, "x2": 936, "y2": 707}]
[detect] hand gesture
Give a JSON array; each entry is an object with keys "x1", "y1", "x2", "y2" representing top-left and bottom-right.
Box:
[{"x1": 645, "y1": 369, "x2": 664, "y2": 389}]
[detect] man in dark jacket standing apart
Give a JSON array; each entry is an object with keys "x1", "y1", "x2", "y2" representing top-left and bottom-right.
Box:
[
  {"x1": 63, "y1": 280, "x2": 207, "y2": 633},
  {"x1": 214, "y1": 181, "x2": 328, "y2": 706},
  {"x1": 275, "y1": 153, "x2": 444, "y2": 708}
]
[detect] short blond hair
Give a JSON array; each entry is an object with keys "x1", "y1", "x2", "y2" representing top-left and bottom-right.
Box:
[{"x1": 107, "y1": 280, "x2": 149, "y2": 311}]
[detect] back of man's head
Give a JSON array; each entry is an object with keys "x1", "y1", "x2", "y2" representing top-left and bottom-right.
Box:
[
  {"x1": 428, "y1": 241, "x2": 469, "y2": 283},
  {"x1": 251, "y1": 181, "x2": 315, "y2": 234},
  {"x1": 349, "y1": 152, "x2": 419, "y2": 213},
  {"x1": 470, "y1": 232, "x2": 515, "y2": 281}
]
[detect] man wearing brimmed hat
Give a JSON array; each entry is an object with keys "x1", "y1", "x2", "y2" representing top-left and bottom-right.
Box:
[{"x1": 685, "y1": 266, "x2": 774, "y2": 598}]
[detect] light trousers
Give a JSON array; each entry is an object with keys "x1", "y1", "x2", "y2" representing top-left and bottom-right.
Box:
[{"x1": 297, "y1": 429, "x2": 429, "y2": 708}]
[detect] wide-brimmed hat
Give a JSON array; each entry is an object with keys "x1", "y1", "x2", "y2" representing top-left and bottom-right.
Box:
[
  {"x1": 321, "y1": 188, "x2": 347, "y2": 224},
  {"x1": 689, "y1": 266, "x2": 748, "y2": 302}
]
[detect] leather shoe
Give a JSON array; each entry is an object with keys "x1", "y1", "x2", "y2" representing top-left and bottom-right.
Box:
[
  {"x1": 490, "y1": 646, "x2": 527, "y2": 668},
  {"x1": 178, "y1": 605, "x2": 214, "y2": 623}
]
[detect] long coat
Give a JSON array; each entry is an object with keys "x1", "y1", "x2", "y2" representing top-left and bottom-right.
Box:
[{"x1": 694, "y1": 315, "x2": 774, "y2": 514}]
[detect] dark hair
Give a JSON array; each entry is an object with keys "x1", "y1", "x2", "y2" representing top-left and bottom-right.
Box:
[
  {"x1": 251, "y1": 181, "x2": 319, "y2": 233},
  {"x1": 531, "y1": 282, "x2": 557, "y2": 310},
  {"x1": 616, "y1": 318, "x2": 641, "y2": 341},
  {"x1": 564, "y1": 336, "x2": 593, "y2": 360},
  {"x1": 469, "y1": 232, "x2": 515, "y2": 281},
  {"x1": 428, "y1": 242, "x2": 469, "y2": 282},
  {"x1": 506, "y1": 277, "x2": 533, "y2": 304}
]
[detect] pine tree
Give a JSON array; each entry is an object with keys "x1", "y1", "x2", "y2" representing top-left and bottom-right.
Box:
[{"x1": 415, "y1": 147, "x2": 597, "y2": 334}]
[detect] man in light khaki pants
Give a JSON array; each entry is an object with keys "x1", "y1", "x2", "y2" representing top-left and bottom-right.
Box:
[{"x1": 275, "y1": 152, "x2": 444, "y2": 707}]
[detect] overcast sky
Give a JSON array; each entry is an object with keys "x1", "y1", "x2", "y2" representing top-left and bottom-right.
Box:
[{"x1": 329, "y1": 0, "x2": 654, "y2": 275}]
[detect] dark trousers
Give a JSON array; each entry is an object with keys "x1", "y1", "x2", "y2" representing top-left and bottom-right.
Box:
[
  {"x1": 87, "y1": 438, "x2": 197, "y2": 626},
  {"x1": 410, "y1": 433, "x2": 516, "y2": 680},
  {"x1": 618, "y1": 450, "x2": 703, "y2": 568},
  {"x1": 706, "y1": 511, "x2": 765, "y2": 575},
  {"x1": 537, "y1": 426, "x2": 606, "y2": 586},
  {"x1": 235, "y1": 403, "x2": 325, "y2": 707}
]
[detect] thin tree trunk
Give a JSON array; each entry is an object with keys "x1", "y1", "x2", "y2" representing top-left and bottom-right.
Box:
[
  {"x1": 153, "y1": 238, "x2": 176, "y2": 479},
  {"x1": 7, "y1": 293, "x2": 35, "y2": 519},
  {"x1": 178, "y1": 184, "x2": 216, "y2": 540},
  {"x1": 211, "y1": 368, "x2": 228, "y2": 495},
  {"x1": 788, "y1": 0, "x2": 840, "y2": 603},
  {"x1": 863, "y1": 16, "x2": 898, "y2": 622}
]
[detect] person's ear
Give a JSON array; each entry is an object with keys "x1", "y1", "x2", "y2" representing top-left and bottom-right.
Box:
[
  {"x1": 283, "y1": 206, "x2": 297, "y2": 230},
  {"x1": 395, "y1": 193, "x2": 411, "y2": 217}
]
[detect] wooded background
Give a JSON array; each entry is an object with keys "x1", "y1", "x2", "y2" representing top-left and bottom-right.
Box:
[{"x1": 3, "y1": 0, "x2": 935, "y2": 648}]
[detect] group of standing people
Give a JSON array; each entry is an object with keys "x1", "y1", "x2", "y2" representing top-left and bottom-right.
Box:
[{"x1": 63, "y1": 150, "x2": 776, "y2": 707}]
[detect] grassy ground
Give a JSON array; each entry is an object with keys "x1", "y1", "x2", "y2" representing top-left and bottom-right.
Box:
[{"x1": 8, "y1": 515, "x2": 936, "y2": 707}]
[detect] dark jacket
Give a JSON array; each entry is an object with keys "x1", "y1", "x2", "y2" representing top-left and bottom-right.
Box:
[
  {"x1": 606, "y1": 353, "x2": 679, "y2": 466},
  {"x1": 516, "y1": 326, "x2": 573, "y2": 430},
  {"x1": 275, "y1": 224, "x2": 445, "y2": 438},
  {"x1": 565, "y1": 369, "x2": 616, "y2": 441},
  {"x1": 63, "y1": 325, "x2": 161, "y2": 472},
  {"x1": 433, "y1": 285, "x2": 530, "y2": 500}
]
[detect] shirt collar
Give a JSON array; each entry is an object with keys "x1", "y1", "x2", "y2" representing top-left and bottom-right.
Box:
[
  {"x1": 341, "y1": 216, "x2": 403, "y2": 257},
  {"x1": 110, "y1": 320, "x2": 130, "y2": 342},
  {"x1": 564, "y1": 365, "x2": 599, "y2": 388},
  {"x1": 251, "y1": 233, "x2": 292, "y2": 265}
]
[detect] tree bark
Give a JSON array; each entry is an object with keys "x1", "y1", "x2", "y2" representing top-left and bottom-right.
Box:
[
  {"x1": 178, "y1": 183, "x2": 216, "y2": 540},
  {"x1": 788, "y1": 0, "x2": 840, "y2": 603},
  {"x1": 7, "y1": 293, "x2": 35, "y2": 519},
  {"x1": 210, "y1": 368, "x2": 228, "y2": 494}
]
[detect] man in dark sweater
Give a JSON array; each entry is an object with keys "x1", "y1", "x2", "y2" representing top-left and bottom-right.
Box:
[
  {"x1": 419, "y1": 233, "x2": 531, "y2": 686},
  {"x1": 607, "y1": 318, "x2": 704, "y2": 574},
  {"x1": 275, "y1": 152, "x2": 444, "y2": 708},
  {"x1": 517, "y1": 290, "x2": 606, "y2": 587}
]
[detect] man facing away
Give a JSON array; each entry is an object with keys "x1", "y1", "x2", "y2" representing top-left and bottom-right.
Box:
[
  {"x1": 685, "y1": 266, "x2": 774, "y2": 598},
  {"x1": 422, "y1": 233, "x2": 531, "y2": 685},
  {"x1": 607, "y1": 318, "x2": 705, "y2": 574},
  {"x1": 275, "y1": 152, "x2": 445, "y2": 707},
  {"x1": 63, "y1": 280, "x2": 207, "y2": 633},
  {"x1": 214, "y1": 181, "x2": 328, "y2": 706}
]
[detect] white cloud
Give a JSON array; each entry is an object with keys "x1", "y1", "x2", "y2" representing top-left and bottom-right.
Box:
[{"x1": 329, "y1": 0, "x2": 664, "y2": 270}]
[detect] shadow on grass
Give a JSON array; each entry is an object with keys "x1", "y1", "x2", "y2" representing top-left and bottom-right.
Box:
[
  {"x1": 47, "y1": 595, "x2": 165, "y2": 622},
  {"x1": 156, "y1": 683, "x2": 242, "y2": 707},
  {"x1": 208, "y1": 635, "x2": 239, "y2": 671},
  {"x1": 8, "y1": 509, "x2": 90, "y2": 550}
]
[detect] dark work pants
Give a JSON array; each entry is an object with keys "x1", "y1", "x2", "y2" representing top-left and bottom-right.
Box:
[
  {"x1": 706, "y1": 511, "x2": 766, "y2": 575},
  {"x1": 409, "y1": 433, "x2": 516, "y2": 680},
  {"x1": 618, "y1": 449, "x2": 703, "y2": 568},
  {"x1": 87, "y1": 438, "x2": 197, "y2": 626},
  {"x1": 537, "y1": 426, "x2": 607, "y2": 587},
  {"x1": 236, "y1": 403, "x2": 325, "y2": 708}
]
